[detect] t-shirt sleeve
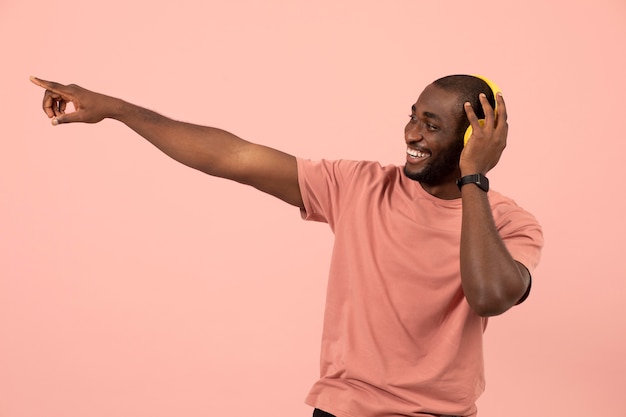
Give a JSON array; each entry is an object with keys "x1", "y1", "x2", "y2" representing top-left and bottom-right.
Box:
[
  {"x1": 296, "y1": 158, "x2": 361, "y2": 228},
  {"x1": 493, "y1": 201, "x2": 544, "y2": 274}
]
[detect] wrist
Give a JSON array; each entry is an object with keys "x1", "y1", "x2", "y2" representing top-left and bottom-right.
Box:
[
  {"x1": 106, "y1": 97, "x2": 128, "y2": 121},
  {"x1": 457, "y1": 173, "x2": 489, "y2": 192},
  {"x1": 459, "y1": 165, "x2": 486, "y2": 177}
]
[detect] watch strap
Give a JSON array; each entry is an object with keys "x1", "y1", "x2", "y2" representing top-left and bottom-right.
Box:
[{"x1": 456, "y1": 173, "x2": 489, "y2": 192}]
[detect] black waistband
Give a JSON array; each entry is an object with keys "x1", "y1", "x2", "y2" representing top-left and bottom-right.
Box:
[
  {"x1": 313, "y1": 409, "x2": 336, "y2": 417},
  {"x1": 313, "y1": 408, "x2": 460, "y2": 417}
]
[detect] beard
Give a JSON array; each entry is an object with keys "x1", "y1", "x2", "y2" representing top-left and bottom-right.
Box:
[{"x1": 403, "y1": 140, "x2": 464, "y2": 185}]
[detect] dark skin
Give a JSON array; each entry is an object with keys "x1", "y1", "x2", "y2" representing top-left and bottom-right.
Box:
[{"x1": 30, "y1": 76, "x2": 530, "y2": 316}]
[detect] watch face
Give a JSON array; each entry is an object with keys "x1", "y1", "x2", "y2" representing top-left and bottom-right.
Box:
[
  {"x1": 477, "y1": 178, "x2": 488, "y2": 191},
  {"x1": 475, "y1": 174, "x2": 489, "y2": 191}
]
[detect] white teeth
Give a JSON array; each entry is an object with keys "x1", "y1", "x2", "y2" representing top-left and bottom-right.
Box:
[{"x1": 407, "y1": 148, "x2": 427, "y2": 158}]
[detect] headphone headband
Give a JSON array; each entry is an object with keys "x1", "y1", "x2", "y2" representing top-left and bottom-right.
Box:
[{"x1": 473, "y1": 75, "x2": 501, "y2": 97}]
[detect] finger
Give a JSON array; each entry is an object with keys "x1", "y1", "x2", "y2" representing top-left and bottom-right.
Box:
[
  {"x1": 32, "y1": 76, "x2": 78, "y2": 116},
  {"x1": 42, "y1": 90, "x2": 69, "y2": 118},
  {"x1": 493, "y1": 93, "x2": 508, "y2": 147},
  {"x1": 53, "y1": 99, "x2": 67, "y2": 118},
  {"x1": 52, "y1": 109, "x2": 83, "y2": 125},
  {"x1": 479, "y1": 93, "x2": 495, "y2": 127},
  {"x1": 41, "y1": 90, "x2": 59, "y2": 118},
  {"x1": 30, "y1": 76, "x2": 68, "y2": 95},
  {"x1": 464, "y1": 101, "x2": 480, "y2": 128},
  {"x1": 495, "y1": 92, "x2": 507, "y2": 125}
]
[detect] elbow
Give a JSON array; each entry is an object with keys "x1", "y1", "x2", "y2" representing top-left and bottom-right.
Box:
[
  {"x1": 468, "y1": 297, "x2": 512, "y2": 317},
  {"x1": 465, "y1": 285, "x2": 524, "y2": 317},
  {"x1": 463, "y1": 268, "x2": 531, "y2": 317}
]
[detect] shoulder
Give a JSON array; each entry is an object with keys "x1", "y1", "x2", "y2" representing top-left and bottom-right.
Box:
[
  {"x1": 488, "y1": 189, "x2": 544, "y2": 272},
  {"x1": 488, "y1": 189, "x2": 535, "y2": 217},
  {"x1": 488, "y1": 189, "x2": 543, "y2": 235},
  {"x1": 297, "y1": 158, "x2": 400, "y2": 182}
]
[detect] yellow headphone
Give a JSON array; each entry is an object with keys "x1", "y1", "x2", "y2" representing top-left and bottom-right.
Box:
[{"x1": 463, "y1": 75, "x2": 502, "y2": 145}]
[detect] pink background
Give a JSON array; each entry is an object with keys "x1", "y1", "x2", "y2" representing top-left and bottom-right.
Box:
[{"x1": 1, "y1": 1, "x2": 625, "y2": 416}]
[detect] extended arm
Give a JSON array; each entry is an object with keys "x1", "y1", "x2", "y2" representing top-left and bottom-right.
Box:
[
  {"x1": 30, "y1": 77, "x2": 304, "y2": 208},
  {"x1": 458, "y1": 93, "x2": 530, "y2": 316}
]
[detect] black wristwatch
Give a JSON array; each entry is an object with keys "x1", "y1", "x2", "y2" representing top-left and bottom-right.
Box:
[{"x1": 456, "y1": 174, "x2": 489, "y2": 192}]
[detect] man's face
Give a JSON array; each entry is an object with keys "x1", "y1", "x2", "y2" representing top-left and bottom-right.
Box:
[{"x1": 403, "y1": 84, "x2": 464, "y2": 187}]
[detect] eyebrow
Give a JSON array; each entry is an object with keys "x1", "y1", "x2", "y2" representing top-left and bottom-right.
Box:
[
  {"x1": 411, "y1": 105, "x2": 441, "y2": 121},
  {"x1": 423, "y1": 111, "x2": 441, "y2": 121}
]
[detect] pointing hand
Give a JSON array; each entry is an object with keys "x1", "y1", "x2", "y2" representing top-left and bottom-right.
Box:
[{"x1": 30, "y1": 76, "x2": 116, "y2": 125}]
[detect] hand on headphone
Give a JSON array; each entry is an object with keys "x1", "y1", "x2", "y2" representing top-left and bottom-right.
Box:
[{"x1": 459, "y1": 92, "x2": 508, "y2": 176}]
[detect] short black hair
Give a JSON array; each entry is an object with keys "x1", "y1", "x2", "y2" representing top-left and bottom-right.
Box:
[{"x1": 432, "y1": 74, "x2": 497, "y2": 140}]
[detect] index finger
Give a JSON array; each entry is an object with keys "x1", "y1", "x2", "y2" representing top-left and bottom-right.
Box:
[
  {"x1": 29, "y1": 76, "x2": 67, "y2": 95},
  {"x1": 464, "y1": 100, "x2": 480, "y2": 127}
]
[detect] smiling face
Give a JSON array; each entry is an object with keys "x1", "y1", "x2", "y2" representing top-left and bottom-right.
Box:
[{"x1": 403, "y1": 83, "x2": 466, "y2": 198}]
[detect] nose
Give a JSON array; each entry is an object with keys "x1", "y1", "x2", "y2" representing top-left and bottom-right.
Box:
[{"x1": 405, "y1": 120, "x2": 424, "y2": 143}]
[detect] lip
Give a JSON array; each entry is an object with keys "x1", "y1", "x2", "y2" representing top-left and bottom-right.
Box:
[
  {"x1": 405, "y1": 146, "x2": 430, "y2": 165},
  {"x1": 406, "y1": 153, "x2": 425, "y2": 165}
]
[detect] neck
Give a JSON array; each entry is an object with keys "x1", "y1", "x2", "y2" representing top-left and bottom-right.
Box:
[{"x1": 419, "y1": 180, "x2": 462, "y2": 200}]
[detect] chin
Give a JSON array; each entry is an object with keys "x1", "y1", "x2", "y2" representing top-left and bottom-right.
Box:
[
  {"x1": 403, "y1": 163, "x2": 423, "y2": 182},
  {"x1": 404, "y1": 162, "x2": 456, "y2": 185}
]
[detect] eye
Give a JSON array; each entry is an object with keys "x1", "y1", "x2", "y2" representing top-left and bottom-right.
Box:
[
  {"x1": 426, "y1": 123, "x2": 439, "y2": 131},
  {"x1": 408, "y1": 114, "x2": 417, "y2": 122}
]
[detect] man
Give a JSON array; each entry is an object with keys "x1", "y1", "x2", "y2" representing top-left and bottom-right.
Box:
[{"x1": 31, "y1": 74, "x2": 543, "y2": 417}]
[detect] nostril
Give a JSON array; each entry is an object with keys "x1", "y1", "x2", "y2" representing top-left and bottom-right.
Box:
[{"x1": 406, "y1": 134, "x2": 423, "y2": 143}]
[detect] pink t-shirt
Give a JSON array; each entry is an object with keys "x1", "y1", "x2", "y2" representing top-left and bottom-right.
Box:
[{"x1": 297, "y1": 159, "x2": 543, "y2": 417}]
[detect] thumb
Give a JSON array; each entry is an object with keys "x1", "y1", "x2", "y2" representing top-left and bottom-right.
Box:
[{"x1": 52, "y1": 111, "x2": 82, "y2": 125}]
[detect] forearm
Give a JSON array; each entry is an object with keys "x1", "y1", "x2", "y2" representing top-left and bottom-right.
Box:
[
  {"x1": 459, "y1": 185, "x2": 529, "y2": 316},
  {"x1": 109, "y1": 98, "x2": 251, "y2": 180}
]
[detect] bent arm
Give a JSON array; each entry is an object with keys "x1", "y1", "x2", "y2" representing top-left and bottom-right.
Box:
[
  {"x1": 459, "y1": 185, "x2": 530, "y2": 316},
  {"x1": 459, "y1": 92, "x2": 530, "y2": 316},
  {"x1": 31, "y1": 77, "x2": 303, "y2": 208}
]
